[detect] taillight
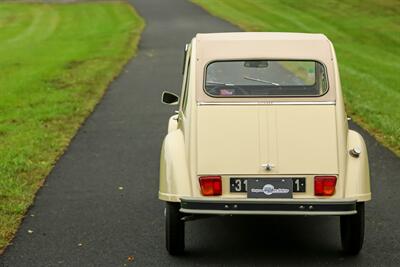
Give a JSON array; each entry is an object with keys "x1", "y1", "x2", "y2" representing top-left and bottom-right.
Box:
[
  {"x1": 199, "y1": 176, "x2": 222, "y2": 196},
  {"x1": 314, "y1": 176, "x2": 337, "y2": 196}
]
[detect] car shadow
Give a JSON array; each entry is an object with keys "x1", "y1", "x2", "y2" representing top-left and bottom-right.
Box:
[{"x1": 177, "y1": 215, "x2": 362, "y2": 265}]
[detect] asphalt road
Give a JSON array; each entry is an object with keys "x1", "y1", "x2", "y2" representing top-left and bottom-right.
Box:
[{"x1": 1, "y1": 0, "x2": 400, "y2": 266}]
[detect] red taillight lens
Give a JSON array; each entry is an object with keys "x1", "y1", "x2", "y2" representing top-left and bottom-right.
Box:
[
  {"x1": 199, "y1": 176, "x2": 222, "y2": 196},
  {"x1": 314, "y1": 176, "x2": 337, "y2": 196}
]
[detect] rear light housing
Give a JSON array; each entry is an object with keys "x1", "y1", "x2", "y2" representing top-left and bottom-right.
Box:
[
  {"x1": 199, "y1": 176, "x2": 222, "y2": 196},
  {"x1": 314, "y1": 176, "x2": 337, "y2": 196}
]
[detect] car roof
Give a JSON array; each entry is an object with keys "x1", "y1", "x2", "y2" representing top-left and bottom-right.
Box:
[
  {"x1": 195, "y1": 32, "x2": 333, "y2": 63},
  {"x1": 196, "y1": 32, "x2": 329, "y2": 42}
]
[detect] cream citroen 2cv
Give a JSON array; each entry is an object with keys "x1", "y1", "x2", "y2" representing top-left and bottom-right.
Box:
[{"x1": 160, "y1": 33, "x2": 371, "y2": 255}]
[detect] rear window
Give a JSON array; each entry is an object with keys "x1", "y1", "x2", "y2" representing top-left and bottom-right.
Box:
[{"x1": 205, "y1": 60, "x2": 328, "y2": 97}]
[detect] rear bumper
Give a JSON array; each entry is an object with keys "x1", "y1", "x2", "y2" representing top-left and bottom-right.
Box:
[{"x1": 180, "y1": 198, "x2": 357, "y2": 216}]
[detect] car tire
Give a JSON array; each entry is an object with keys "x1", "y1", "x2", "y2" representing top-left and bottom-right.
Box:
[
  {"x1": 165, "y1": 202, "x2": 185, "y2": 255},
  {"x1": 340, "y1": 202, "x2": 365, "y2": 255}
]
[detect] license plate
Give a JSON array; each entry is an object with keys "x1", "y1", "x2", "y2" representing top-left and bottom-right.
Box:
[
  {"x1": 247, "y1": 178, "x2": 292, "y2": 198},
  {"x1": 230, "y1": 177, "x2": 306, "y2": 194}
]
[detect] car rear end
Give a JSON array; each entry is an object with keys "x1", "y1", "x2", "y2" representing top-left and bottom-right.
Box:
[{"x1": 181, "y1": 102, "x2": 357, "y2": 216}]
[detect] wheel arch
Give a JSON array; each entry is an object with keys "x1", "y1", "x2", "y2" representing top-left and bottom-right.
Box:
[
  {"x1": 344, "y1": 130, "x2": 371, "y2": 201},
  {"x1": 159, "y1": 130, "x2": 191, "y2": 202}
]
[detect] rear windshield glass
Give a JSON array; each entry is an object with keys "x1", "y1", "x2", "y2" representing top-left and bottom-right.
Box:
[{"x1": 205, "y1": 60, "x2": 328, "y2": 97}]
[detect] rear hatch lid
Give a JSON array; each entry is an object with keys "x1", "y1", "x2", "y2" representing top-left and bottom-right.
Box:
[{"x1": 196, "y1": 105, "x2": 338, "y2": 175}]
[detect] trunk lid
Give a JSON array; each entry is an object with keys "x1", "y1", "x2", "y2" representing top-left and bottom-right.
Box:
[{"x1": 196, "y1": 105, "x2": 338, "y2": 175}]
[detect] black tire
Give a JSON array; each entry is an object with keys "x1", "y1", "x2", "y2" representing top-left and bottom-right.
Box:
[
  {"x1": 340, "y1": 202, "x2": 365, "y2": 255},
  {"x1": 165, "y1": 202, "x2": 185, "y2": 255}
]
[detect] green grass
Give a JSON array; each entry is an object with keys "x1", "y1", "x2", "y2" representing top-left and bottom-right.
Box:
[
  {"x1": 0, "y1": 1, "x2": 144, "y2": 251},
  {"x1": 192, "y1": 0, "x2": 400, "y2": 156}
]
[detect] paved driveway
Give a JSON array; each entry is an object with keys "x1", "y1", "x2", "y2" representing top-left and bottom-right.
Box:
[{"x1": 1, "y1": 0, "x2": 399, "y2": 266}]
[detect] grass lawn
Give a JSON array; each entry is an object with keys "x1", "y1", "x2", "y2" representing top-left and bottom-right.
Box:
[
  {"x1": 193, "y1": 0, "x2": 400, "y2": 156},
  {"x1": 0, "y1": 1, "x2": 144, "y2": 251}
]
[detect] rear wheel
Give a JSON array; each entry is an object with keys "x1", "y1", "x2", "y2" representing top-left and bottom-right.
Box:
[
  {"x1": 165, "y1": 202, "x2": 184, "y2": 255},
  {"x1": 340, "y1": 202, "x2": 365, "y2": 255}
]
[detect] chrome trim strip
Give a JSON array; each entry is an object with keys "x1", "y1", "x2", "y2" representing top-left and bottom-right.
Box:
[
  {"x1": 197, "y1": 101, "x2": 336, "y2": 106},
  {"x1": 180, "y1": 208, "x2": 356, "y2": 216}
]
